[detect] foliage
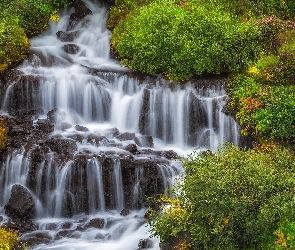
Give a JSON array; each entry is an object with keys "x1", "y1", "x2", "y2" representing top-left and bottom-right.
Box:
[
  {"x1": 111, "y1": 0, "x2": 263, "y2": 81},
  {"x1": 148, "y1": 144, "x2": 295, "y2": 249},
  {"x1": 227, "y1": 28, "x2": 295, "y2": 141},
  {"x1": 0, "y1": 227, "x2": 18, "y2": 250},
  {"x1": 0, "y1": 120, "x2": 8, "y2": 151},
  {"x1": 0, "y1": 0, "x2": 74, "y2": 72}
]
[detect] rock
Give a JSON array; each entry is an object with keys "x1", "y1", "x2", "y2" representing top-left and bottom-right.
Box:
[
  {"x1": 47, "y1": 108, "x2": 67, "y2": 124},
  {"x1": 134, "y1": 135, "x2": 154, "y2": 148},
  {"x1": 67, "y1": 0, "x2": 92, "y2": 30},
  {"x1": 45, "y1": 223, "x2": 57, "y2": 230},
  {"x1": 55, "y1": 230, "x2": 72, "y2": 239},
  {"x1": 120, "y1": 208, "x2": 130, "y2": 216},
  {"x1": 4, "y1": 184, "x2": 36, "y2": 221},
  {"x1": 55, "y1": 122, "x2": 72, "y2": 131},
  {"x1": 75, "y1": 125, "x2": 89, "y2": 132},
  {"x1": 56, "y1": 31, "x2": 79, "y2": 42},
  {"x1": 87, "y1": 134, "x2": 109, "y2": 146},
  {"x1": 45, "y1": 138, "x2": 77, "y2": 155},
  {"x1": 84, "y1": 218, "x2": 105, "y2": 229},
  {"x1": 117, "y1": 132, "x2": 135, "y2": 141},
  {"x1": 138, "y1": 238, "x2": 154, "y2": 249},
  {"x1": 104, "y1": 127, "x2": 120, "y2": 138},
  {"x1": 62, "y1": 222, "x2": 73, "y2": 229},
  {"x1": 62, "y1": 44, "x2": 80, "y2": 54},
  {"x1": 125, "y1": 144, "x2": 138, "y2": 154},
  {"x1": 36, "y1": 119, "x2": 54, "y2": 134},
  {"x1": 20, "y1": 232, "x2": 52, "y2": 246}
]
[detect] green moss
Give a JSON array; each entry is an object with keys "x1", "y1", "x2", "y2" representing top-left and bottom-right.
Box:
[{"x1": 0, "y1": 120, "x2": 8, "y2": 151}]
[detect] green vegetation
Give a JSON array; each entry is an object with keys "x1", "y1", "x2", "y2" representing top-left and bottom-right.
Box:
[
  {"x1": 109, "y1": 0, "x2": 295, "y2": 81},
  {"x1": 148, "y1": 144, "x2": 295, "y2": 249},
  {"x1": 0, "y1": 0, "x2": 74, "y2": 72},
  {"x1": 227, "y1": 27, "x2": 295, "y2": 141},
  {"x1": 0, "y1": 227, "x2": 18, "y2": 250},
  {"x1": 0, "y1": 120, "x2": 8, "y2": 151}
]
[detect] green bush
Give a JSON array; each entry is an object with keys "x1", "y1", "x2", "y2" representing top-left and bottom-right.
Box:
[
  {"x1": 0, "y1": 0, "x2": 74, "y2": 72},
  {"x1": 0, "y1": 19, "x2": 29, "y2": 71},
  {"x1": 111, "y1": 0, "x2": 262, "y2": 81},
  {"x1": 148, "y1": 144, "x2": 295, "y2": 249},
  {"x1": 227, "y1": 28, "x2": 295, "y2": 141}
]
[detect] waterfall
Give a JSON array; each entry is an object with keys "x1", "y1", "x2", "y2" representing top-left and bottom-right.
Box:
[{"x1": 0, "y1": 0, "x2": 240, "y2": 249}]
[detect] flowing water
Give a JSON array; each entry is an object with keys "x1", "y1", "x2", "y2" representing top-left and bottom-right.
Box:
[{"x1": 0, "y1": 0, "x2": 240, "y2": 249}]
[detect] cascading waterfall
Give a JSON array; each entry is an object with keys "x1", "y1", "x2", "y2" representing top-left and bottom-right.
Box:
[{"x1": 0, "y1": 0, "x2": 240, "y2": 249}]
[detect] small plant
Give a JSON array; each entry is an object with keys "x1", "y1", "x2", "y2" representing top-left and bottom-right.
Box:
[{"x1": 0, "y1": 227, "x2": 18, "y2": 250}]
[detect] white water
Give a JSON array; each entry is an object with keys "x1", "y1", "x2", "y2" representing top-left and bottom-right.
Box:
[{"x1": 0, "y1": 0, "x2": 240, "y2": 249}]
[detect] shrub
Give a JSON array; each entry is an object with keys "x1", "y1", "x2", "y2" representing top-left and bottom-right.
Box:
[
  {"x1": 148, "y1": 144, "x2": 295, "y2": 249},
  {"x1": 0, "y1": 227, "x2": 18, "y2": 250},
  {"x1": 111, "y1": 0, "x2": 262, "y2": 81},
  {"x1": 0, "y1": 120, "x2": 8, "y2": 151},
  {"x1": 0, "y1": 19, "x2": 29, "y2": 72},
  {"x1": 227, "y1": 28, "x2": 295, "y2": 141}
]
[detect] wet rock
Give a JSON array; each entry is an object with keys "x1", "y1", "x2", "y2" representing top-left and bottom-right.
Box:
[
  {"x1": 87, "y1": 134, "x2": 109, "y2": 146},
  {"x1": 45, "y1": 223, "x2": 57, "y2": 230},
  {"x1": 134, "y1": 135, "x2": 154, "y2": 148},
  {"x1": 67, "y1": 0, "x2": 92, "y2": 30},
  {"x1": 75, "y1": 124, "x2": 89, "y2": 132},
  {"x1": 120, "y1": 208, "x2": 130, "y2": 216},
  {"x1": 125, "y1": 144, "x2": 138, "y2": 154},
  {"x1": 36, "y1": 119, "x2": 54, "y2": 134},
  {"x1": 67, "y1": 133, "x2": 84, "y2": 143},
  {"x1": 62, "y1": 44, "x2": 80, "y2": 54},
  {"x1": 30, "y1": 146, "x2": 47, "y2": 163},
  {"x1": 159, "y1": 150, "x2": 178, "y2": 159},
  {"x1": 47, "y1": 108, "x2": 67, "y2": 124},
  {"x1": 62, "y1": 222, "x2": 73, "y2": 229},
  {"x1": 70, "y1": 231, "x2": 81, "y2": 238},
  {"x1": 117, "y1": 132, "x2": 135, "y2": 141},
  {"x1": 84, "y1": 218, "x2": 105, "y2": 229},
  {"x1": 55, "y1": 122, "x2": 72, "y2": 131},
  {"x1": 3, "y1": 219, "x2": 37, "y2": 233},
  {"x1": 0, "y1": 69, "x2": 23, "y2": 85},
  {"x1": 4, "y1": 184, "x2": 36, "y2": 221},
  {"x1": 56, "y1": 31, "x2": 79, "y2": 42},
  {"x1": 55, "y1": 230, "x2": 72, "y2": 239},
  {"x1": 45, "y1": 138, "x2": 77, "y2": 155},
  {"x1": 21, "y1": 232, "x2": 52, "y2": 246},
  {"x1": 138, "y1": 238, "x2": 154, "y2": 249},
  {"x1": 0, "y1": 216, "x2": 3, "y2": 222},
  {"x1": 104, "y1": 127, "x2": 120, "y2": 138}
]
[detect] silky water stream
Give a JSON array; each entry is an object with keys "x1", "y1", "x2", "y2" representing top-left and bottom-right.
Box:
[{"x1": 0, "y1": 0, "x2": 240, "y2": 249}]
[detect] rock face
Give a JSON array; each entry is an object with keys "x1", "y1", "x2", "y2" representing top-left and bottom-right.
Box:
[{"x1": 4, "y1": 184, "x2": 36, "y2": 221}]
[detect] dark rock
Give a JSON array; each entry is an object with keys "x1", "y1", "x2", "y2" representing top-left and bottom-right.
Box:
[
  {"x1": 87, "y1": 134, "x2": 109, "y2": 146},
  {"x1": 0, "y1": 69, "x2": 23, "y2": 85},
  {"x1": 138, "y1": 238, "x2": 154, "y2": 249},
  {"x1": 134, "y1": 135, "x2": 154, "y2": 148},
  {"x1": 70, "y1": 232, "x2": 81, "y2": 238},
  {"x1": 125, "y1": 144, "x2": 138, "y2": 154},
  {"x1": 0, "y1": 216, "x2": 3, "y2": 222},
  {"x1": 62, "y1": 222, "x2": 73, "y2": 229},
  {"x1": 84, "y1": 218, "x2": 105, "y2": 229},
  {"x1": 67, "y1": 0, "x2": 92, "y2": 30},
  {"x1": 117, "y1": 132, "x2": 135, "y2": 141},
  {"x1": 4, "y1": 184, "x2": 36, "y2": 221},
  {"x1": 45, "y1": 138, "x2": 77, "y2": 155},
  {"x1": 75, "y1": 125, "x2": 89, "y2": 132},
  {"x1": 56, "y1": 31, "x2": 79, "y2": 42},
  {"x1": 36, "y1": 119, "x2": 54, "y2": 134},
  {"x1": 160, "y1": 150, "x2": 179, "y2": 159},
  {"x1": 67, "y1": 133, "x2": 84, "y2": 143},
  {"x1": 30, "y1": 146, "x2": 47, "y2": 163},
  {"x1": 20, "y1": 232, "x2": 52, "y2": 246},
  {"x1": 55, "y1": 230, "x2": 72, "y2": 239},
  {"x1": 62, "y1": 44, "x2": 80, "y2": 54},
  {"x1": 120, "y1": 208, "x2": 130, "y2": 216},
  {"x1": 47, "y1": 108, "x2": 67, "y2": 124},
  {"x1": 45, "y1": 223, "x2": 57, "y2": 230}
]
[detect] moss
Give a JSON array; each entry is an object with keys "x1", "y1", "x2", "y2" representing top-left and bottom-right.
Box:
[
  {"x1": 0, "y1": 227, "x2": 18, "y2": 250},
  {"x1": 0, "y1": 120, "x2": 8, "y2": 151}
]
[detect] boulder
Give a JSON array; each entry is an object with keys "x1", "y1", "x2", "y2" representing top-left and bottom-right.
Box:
[
  {"x1": 84, "y1": 218, "x2": 105, "y2": 229},
  {"x1": 47, "y1": 108, "x2": 67, "y2": 124},
  {"x1": 62, "y1": 44, "x2": 80, "y2": 54},
  {"x1": 117, "y1": 132, "x2": 135, "y2": 141},
  {"x1": 138, "y1": 238, "x2": 154, "y2": 249},
  {"x1": 56, "y1": 31, "x2": 79, "y2": 42},
  {"x1": 4, "y1": 184, "x2": 36, "y2": 221}
]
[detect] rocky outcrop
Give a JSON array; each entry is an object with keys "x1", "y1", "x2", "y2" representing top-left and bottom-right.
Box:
[{"x1": 4, "y1": 184, "x2": 36, "y2": 221}]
